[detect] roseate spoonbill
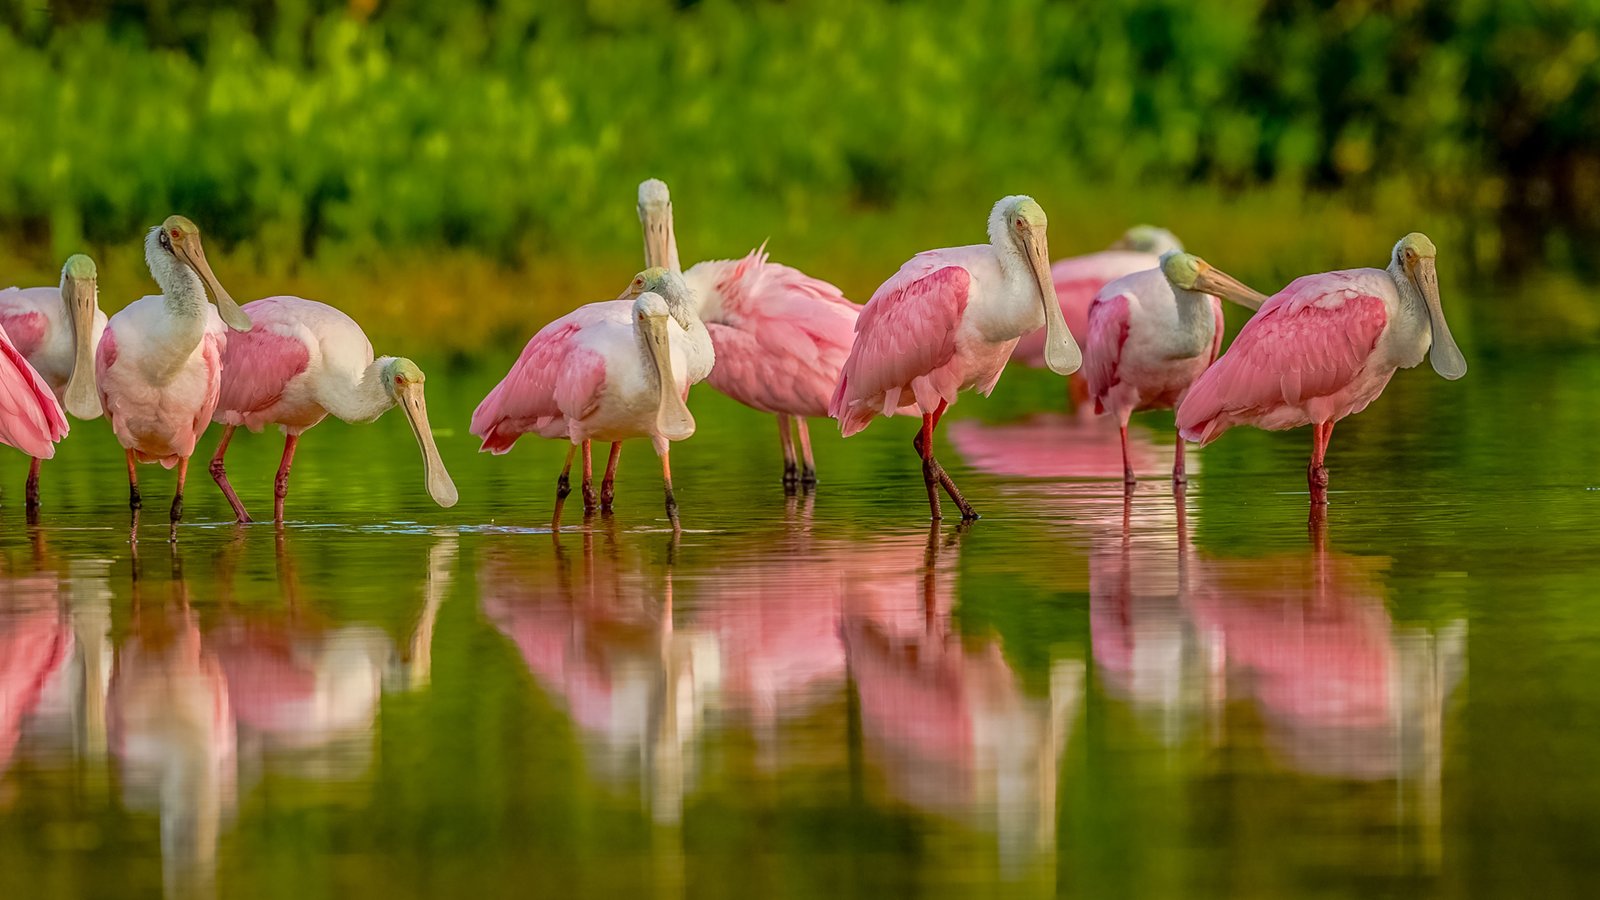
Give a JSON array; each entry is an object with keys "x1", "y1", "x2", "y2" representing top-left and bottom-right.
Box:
[
  {"x1": 1012, "y1": 224, "x2": 1183, "y2": 377},
  {"x1": 637, "y1": 178, "x2": 861, "y2": 489},
  {"x1": 471, "y1": 271, "x2": 713, "y2": 527},
  {"x1": 1175, "y1": 233, "x2": 1467, "y2": 499},
  {"x1": 1084, "y1": 251, "x2": 1269, "y2": 487},
  {"x1": 0, "y1": 254, "x2": 107, "y2": 510},
  {"x1": 829, "y1": 196, "x2": 1080, "y2": 521},
  {"x1": 97, "y1": 216, "x2": 252, "y2": 540},
  {"x1": 207, "y1": 297, "x2": 458, "y2": 524},
  {"x1": 0, "y1": 324, "x2": 68, "y2": 473}
]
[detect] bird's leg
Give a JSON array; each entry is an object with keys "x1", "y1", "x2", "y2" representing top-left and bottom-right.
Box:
[
  {"x1": 600, "y1": 442, "x2": 622, "y2": 511},
  {"x1": 169, "y1": 457, "x2": 189, "y2": 543},
  {"x1": 660, "y1": 449, "x2": 680, "y2": 530},
  {"x1": 274, "y1": 434, "x2": 299, "y2": 524},
  {"x1": 778, "y1": 414, "x2": 799, "y2": 490},
  {"x1": 581, "y1": 440, "x2": 598, "y2": 513},
  {"x1": 928, "y1": 401, "x2": 977, "y2": 521},
  {"x1": 913, "y1": 412, "x2": 942, "y2": 521},
  {"x1": 1120, "y1": 423, "x2": 1137, "y2": 487},
  {"x1": 25, "y1": 457, "x2": 41, "y2": 514},
  {"x1": 556, "y1": 444, "x2": 576, "y2": 499},
  {"x1": 126, "y1": 450, "x2": 142, "y2": 511},
  {"x1": 797, "y1": 418, "x2": 818, "y2": 488},
  {"x1": 1172, "y1": 429, "x2": 1188, "y2": 486},
  {"x1": 209, "y1": 425, "x2": 253, "y2": 524},
  {"x1": 1308, "y1": 421, "x2": 1332, "y2": 500}
]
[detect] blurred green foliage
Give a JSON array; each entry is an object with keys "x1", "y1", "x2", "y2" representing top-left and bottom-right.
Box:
[{"x1": 4, "y1": 0, "x2": 1600, "y2": 266}]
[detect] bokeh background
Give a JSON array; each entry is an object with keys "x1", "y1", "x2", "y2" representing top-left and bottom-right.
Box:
[{"x1": 4, "y1": 0, "x2": 1599, "y2": 356}]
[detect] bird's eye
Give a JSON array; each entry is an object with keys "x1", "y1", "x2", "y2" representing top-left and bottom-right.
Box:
[{"x1": 170, "y1": 228, "x2": 182, "y2": 239}]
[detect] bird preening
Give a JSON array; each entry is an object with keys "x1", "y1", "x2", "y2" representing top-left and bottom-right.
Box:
[{"x1": 0, "y1": 191, "x2": 1467, "y2": 534}]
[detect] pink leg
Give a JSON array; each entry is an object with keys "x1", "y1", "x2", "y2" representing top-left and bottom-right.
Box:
[
  {"x1": 209, "y1": 425, "x2": 253, "y2": 524},
  {"x1": 25, "y1": 457, "x2": 41, "y2": 512},
  {"x1": 778, "y1": 414, "x2": 799, "y2": 488},
  {"x1": 1308, "y1": 421, "x2": 1332, "y2": 500},
  {"x1": 581, "y1": 440, "x2": 597, "y2": 512},
  {"x1": 273, "y1": 434, "x2": 299, "y2": 524},
  {"x1": 553, "y1": 443, "x2": 577, "y2": 524},
  {"x1": 797, "y1": 418, "x2": 817, "y2": 488},
  {"x1": 1120, "y1": 424, "x2": 1136, "y2": 487},
  {"x1": 601, "y1": 442, "x2": 622, "y2": 511},
  {"x1": 661, "y1": 448, "x2": 680, "y2": 528},
  {"x1": 1173, "y1": 429, "x2": 1187, "y2": 486},
  {"x1": 911, "y1": 400, "x2": 976, "y2": 521}
]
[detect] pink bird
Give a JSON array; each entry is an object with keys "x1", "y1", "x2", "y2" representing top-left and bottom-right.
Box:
[
  {"x1": 637, "y1": 179, "x2": 862, "y2": 489},
  {"x1": 1176, "y1": 233, "x2": 1467, "y2": 500},
  {"x1": 0, "y1": 254, "x2": 105, "y2": 510},
  {"x1": 830, "y1": 195, "x2": 1080, "y2": 520},
  {"x1": 1083, "y1": 251, "x2": 1267, "y2": 486},
  {"x1": 471, "y1": 270, "x2": 714, "y2": 527},
  {"x1": 0, "y1": 322, "x2": 68, "y2": 475},
  {"x1": 97, "y1": 216, "x2": 253, "y2": 540},
  {"x1": 208, "y1": 296, "x2": 457, "y2": 523},
  {"x1": 1012, "y1": 224, "x2": 1183, "y2": 404}
]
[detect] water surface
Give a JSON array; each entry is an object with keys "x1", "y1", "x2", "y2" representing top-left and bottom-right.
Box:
[{"x1": 1, "y1": 351, "x2": 1597, "y2": 899}]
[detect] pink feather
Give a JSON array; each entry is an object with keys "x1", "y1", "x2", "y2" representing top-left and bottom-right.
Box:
[{"x1": 0, "y1": 324, "x2": 69, "y2": 459}]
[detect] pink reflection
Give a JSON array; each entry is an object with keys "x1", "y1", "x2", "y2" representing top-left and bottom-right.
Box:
[
  {"x1": 0, "y1": 573, "x2": 70, "y2": 780},
  {"x1": 481, "y1": 529, "x2": 711, "y2": 824},
  {"x1": 842, "y1": 528, "x2": 1080, "y2": 869},
  {"x1": 947, "y1": 414, "x2": 1172, "y2": 480}
]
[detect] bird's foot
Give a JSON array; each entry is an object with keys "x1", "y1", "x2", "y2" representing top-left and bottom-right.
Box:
[
  {"x1": 1307, "y1": 463, "x2": 1330, "y2": 492},
  {"x1": 600, "y1": 482, "x2": 615, "y2": 512},
  {"x1": 782, "y1": 462, "x2": 800, "y2": 492},
  {"x1": 800, "y1": 466, "x2": 817, "y2": 489}
]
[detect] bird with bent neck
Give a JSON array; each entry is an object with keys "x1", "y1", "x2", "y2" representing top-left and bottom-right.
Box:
[
  {"x1": 209, "y1": 295, "x2": 459, "y2": 524},
  {"x1": 96, "y1": 215, "x2": 253, "y2": 541}
]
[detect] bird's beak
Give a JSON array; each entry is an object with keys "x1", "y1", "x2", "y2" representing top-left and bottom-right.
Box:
[
  {"x1": 61, "y1": 276, "x2": 103, "y2": 419},
  {"x1": 640, "y1": 202, "x2": 677, "y2": 272},
  {"x1": 1408, "y1": 255, "x2": 1466, "y2": 379},
  {"x1": 396, "y1": 380, "x2": 459, "y2": 507},
  {"x1": 1022, "y1": 225, "x2": 1081, "y2": 376},
  {"x1": 1191, "y1": 263, "x2": 1272, "y2": 312},
  {"x1": 644, "y1": 313, "x2": 695, "y2": 440},
  {"x1": 173, "y1": 234, "x2": 252, "y2": 332}
]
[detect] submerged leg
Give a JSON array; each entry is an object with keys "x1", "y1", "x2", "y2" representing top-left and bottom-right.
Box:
[
  {"x1": 1120, "y1": 423, "x2": 1136, "y2": 487},
  {"x1": 273, "y1": 434, "x2": 299, "y2": 524},
  {"x1": 912, "y1": 400, "x2": 977, "y2": 522},
  {"x1": 797, "y1": 418, "x2": 818, "y2": 488},
  {"x1": 661, "y1": 449, "x2": 680, "y2": 529},
  {"x1": 778, "y1": 414, "x2": 798, "y2": 489},
  {"x1": 1308, "y1": 421, "x2": 1332, "y2": 500},
  {"x1": 25, "y1": 457, "x2": 41, "y2": 513},
  {"x1": 169, "y1": 457, "x2": 189, "y2": 543},
  {"x1": 601, "y1": 442, "x2": 622, "y2": 511},
  {"x1": 581, "y1": 440, "x2": 597, "y2": 513},
  {"x1": 209, "y1": 425, "x2": 252, "y2": 524},
  {"x1": 1173, "y1": 428, "x2": 1188, "y2": 486}
]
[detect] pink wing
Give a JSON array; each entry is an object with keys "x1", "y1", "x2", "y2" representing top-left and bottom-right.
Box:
[
  {"x1": 704, "y1": 249, "x2": 861, "y2": 417},
  {"x1": 217, "y1": 326, "x2": 312, "y2": 423},
  {"x1": 1013, "y1": 251, "x2": 1161, "y2": 367},
  {"x1": 0, "y1": 325, "x2": 68, "y2": 458},
  {"x1": 0, "y1": 310, "x2": 47, "y2": 360},
  {"x1": 471, "y1": 320, "x2": 605, "y2": 453},
  {"x1": 1082, "y1": 291, "x2": 1131, "y2": 415},
  {"x1": 1177, "y1": 278, "x2": 1388, "y2": 444},
  {"x1": 194, "y1": 329, "x2": 226, "y2": 441},
  {"x1": 829, "y1": 259, "x2": 969, "y2": 436}
]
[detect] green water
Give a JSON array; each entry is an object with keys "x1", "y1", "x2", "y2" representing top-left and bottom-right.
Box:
[{"x1": 1, "y1": 349, "x2": 1598, "y2": 900}]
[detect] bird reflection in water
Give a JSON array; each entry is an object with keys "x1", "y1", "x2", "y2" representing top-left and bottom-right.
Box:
[
  {"x1": 947, "y1": 413, "x2": 1179, "y2": 482},
  {"x1": 481, "y1": 522, "x2": 714, "y2": 826},
  {"x1": 842, "y1": 525, "x2": 1083, "y2": 875},
  {"x1": 0, "y1": 535, "x2": 75, "y2": 789}
]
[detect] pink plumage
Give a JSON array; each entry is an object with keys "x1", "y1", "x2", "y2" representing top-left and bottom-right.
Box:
[
  {"x1": 96, "y1": 305, "x2": 227, "y2": 468},
  {"x1": 1177, "y1": 270, "x2": 1392, "y2": 445},
  {"x1": 692, "y1": 247, "x2": 860, "y2": 418},
  {"x1": 470, "y1": 315, "x2": 610, "y2": 453},
  {"x1": 0, "y1": 324, "x2": 69, "y2": 459},
  {"x1": 829, "y1": 256, "x2": 973, "y2": 436},
  {"x1": 214, "y1": 300, "x2": 319, "y2": 432}
]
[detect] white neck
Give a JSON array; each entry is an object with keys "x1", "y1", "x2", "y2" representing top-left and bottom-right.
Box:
[
  {"x1": 1165, "y1": 286, "x2": 1217, "y2": 358},
  {"x1": 975, "y1": 234, "x2": 1046, "y2": 341},
  {"x1": 322, "y1": 357, "x2": 398, "y2": 423},
  {"x1": 139, "y1": 232, "x2": 213, "y2": 376}
]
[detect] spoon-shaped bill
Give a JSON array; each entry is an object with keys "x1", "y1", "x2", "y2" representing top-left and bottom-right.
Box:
[
  {"x1": 1022, "y1": 228, "x2": 1081, "y2": 376},
  {"x1": 643, "y1": 311, "x2": 695, "y2": 441},
  {"x1": 62, "y1": 275, "x2": 103, "y2": 419},
  {"x1": 1411, "y1": 256, "x2": 1466, "y2": 379},
  {"x1": 397, "y1": 382, "x2": 459, "y2": 507},
  {"x1": 174, "y1": 235, "x2": 252, "y2": 332},
  {"x1": 1193, "y1": 264, "x2": 1272, "y2": 312}
]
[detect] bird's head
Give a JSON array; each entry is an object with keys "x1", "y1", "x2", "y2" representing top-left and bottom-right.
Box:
[
  {"x1": 990, "y1": 196, "x2": 1079, "y2": 376},
  {"x1": 380, "y1": 356, "x2": 458, "y2": 509},
  {"x1": 637, "y1": 179, "x2": 677, "y2": 270},
  {"x1": 59, "y1": 253, "x2": 103, "y2": 419},
  {"x1": 1391, "y1": 232, "x2": 1465, "y2": 380},
  {"x1": 148, "y1": 215, "x2": 252, "y2": 332},
  {"x1": 1159, "y1": 250, "x2": 1271, "y2": 311},
  {"x1": 1112, "y1": 225, "x2": 1184, "y2": 256},
  {"x1": 633, "y1": 292, "x2": 696, "y2": 442}
]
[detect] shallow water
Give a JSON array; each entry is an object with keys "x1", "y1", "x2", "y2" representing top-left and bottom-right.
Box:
[{"x1": 1, "y1": 350, "x2": 1598, "y2": 899}]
